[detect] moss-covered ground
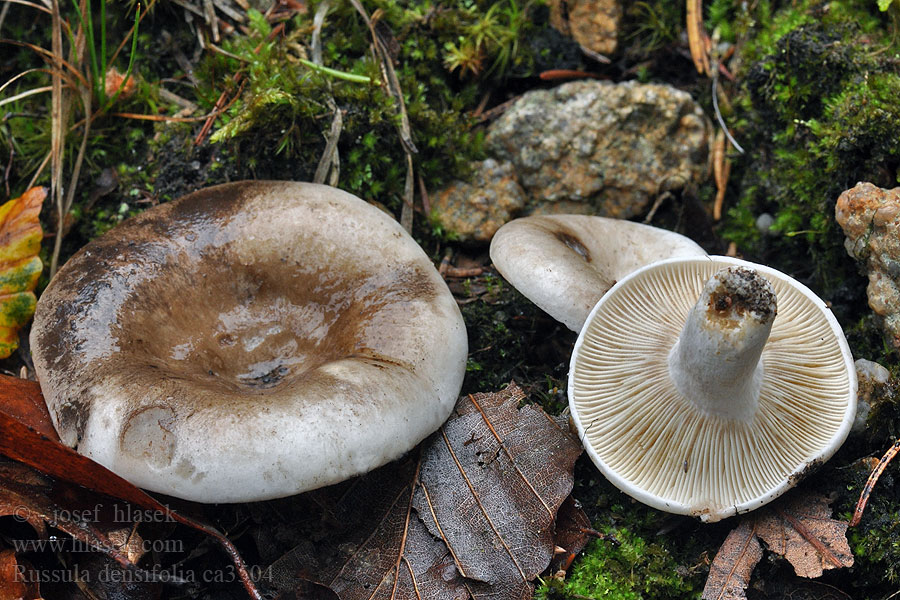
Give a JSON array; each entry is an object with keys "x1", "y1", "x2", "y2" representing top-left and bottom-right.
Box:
[{"x1": 3, "y1": 0, "x2": 900, "y2": 597}]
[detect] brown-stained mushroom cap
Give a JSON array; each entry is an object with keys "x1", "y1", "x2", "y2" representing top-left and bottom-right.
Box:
[
  {"x1": 30, "y1": 181, "x2": 468, "y2": 503},
  {"x1": 489, "y1": 215, "x2": 706, "y2": 332}
]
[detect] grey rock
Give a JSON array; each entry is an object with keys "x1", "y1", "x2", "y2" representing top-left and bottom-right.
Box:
[
  {"x1": 486, "y1": 80, "x2": 710, "y2": 220},
  {"x1": 429, "y1": 81, "x2": 711, "y2": 242},
  {"x1": 852, "y1": 358, "x2": 891, "y2": 436}
]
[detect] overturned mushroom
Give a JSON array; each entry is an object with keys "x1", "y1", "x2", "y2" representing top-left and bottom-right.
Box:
[
  {"x1": 30, "y1": 181, "x2": 468, "y2": 503},
  {"x1": 489, "y1": 215, "x2": 705, "y2": 332},
  {"x1": 568, "y1": 256, "x2": 856, "y2": 522}
]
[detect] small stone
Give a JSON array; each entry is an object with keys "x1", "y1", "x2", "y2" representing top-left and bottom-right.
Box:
[
  {"x1": 548, "y1": 0, "x2": 621, "y2": 56},
  {"x1": 852, "y1": 358, "x2": 891, "y2": 436},
  {"x1": 431, "y1": 159, "x2": 526, "y2": 243},
  {"x1": 836, "y1": 183, "x2": 900, "y2": 347},
  {"x1": 756, "y1": 213, "x2": 775, "y2": 235}
]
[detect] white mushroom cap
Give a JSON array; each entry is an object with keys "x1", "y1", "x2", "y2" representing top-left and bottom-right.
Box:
[
  {"x1": 30, "y1": 181, "x2": 468, "y2": 503},
  {"x1": 568, "y1": 256, "x2": 857, "y2": 522},
  {"x1": 489, "y1": 215, "x2": 706, "y2": 332}
]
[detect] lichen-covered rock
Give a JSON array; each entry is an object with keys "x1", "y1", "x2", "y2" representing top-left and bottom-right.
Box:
[
  {"x1": 836, "y1": 182, "x2": 900, "y2": 347},
  {"x1": 548, "y1": 0, "x2": 621, "y2": 56},
  {"x1": 486, "y1": 80, "x2": 710, "y2": 220},
  {"x1": 431, "y1": 159, "x2": 526, "y2": 243}
]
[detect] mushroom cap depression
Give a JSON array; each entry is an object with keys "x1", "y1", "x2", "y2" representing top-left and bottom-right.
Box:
[
  {"x1": 489, "y1": 215, "x2": 705, "y2": 332},
  {"x1": 568, "y1": 255, "x2": 856, "y2": 521},
  {"x1": 30, "y1": 181, "x2": 468, "y2": 503}
]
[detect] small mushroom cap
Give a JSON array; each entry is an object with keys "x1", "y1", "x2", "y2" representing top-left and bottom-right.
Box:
[
  {"x1": 31, "y1": 181, "x2": 468, "y2": 503},
  {"x1": 568, "y1": 256, "x2": 857, "y2": 521},
  {"x1": 489, "y1": 215, "x2": 706, "y2": 332}
]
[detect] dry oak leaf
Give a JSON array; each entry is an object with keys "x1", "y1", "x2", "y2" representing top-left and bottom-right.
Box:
[
  {"x1": 702, "y1": 492, "x2": 853, "y2": 600},
  {"x1": 0, "y1": 187, "x2": 45, "y2": 358},
  {"x1": 271, "y1": 383, "x2": 583, "y2": 600},
  {"x1": 756, "y1": 493, "x2": 853, "y2": 578},
  {"x1": 702, "y1": 519, "x2": 763, "y2": 600},
  {"x1": 414, "y1": 384, "x2": 582, "y2": 598}
]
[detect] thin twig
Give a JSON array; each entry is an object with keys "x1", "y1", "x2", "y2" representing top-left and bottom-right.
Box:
[
  {"x1": 314, "y1": 98, "x2": 342, "y2": 185},
  {"x1": 712, "y1": 128, "x2": 730, "y2": 220},
  {"x1": 1, "y1": 0, "x2": 53, "y2": 23},
  {"x1": 850, "y1": 438, "x2": 900, "y2": 527},
  {"x1": 49, "y1": 0, "x2": 66, "y2": 276},
  {"x1": 310, "y1": 0, "x2": 343, "y2": 186},
  {"x1": 711, "y1": 76, "x2": 744, "y2": 154},
  {"x1": 643, "y1": 191, "x2": 672, "y2": 225},
  {"x1": 311, "y1": 0, "x2": 328, "y2": 65},
  {"x1": 417, "y1": 174, "x2": 430, "y2": 216},
  {"x1": 401, "y1": 153, "x2": 413, "y2": 233},
  {"x1": 475, "y1": 95, "x2": 520, "y2": 123},
  {"x1": 0, "y1": 85, "x2": 53, "y2": 108}
]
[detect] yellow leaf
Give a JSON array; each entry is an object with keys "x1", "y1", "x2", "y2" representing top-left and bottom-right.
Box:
[{"x1": 0, "y1": 187, "x2": 46, "y2": 359}]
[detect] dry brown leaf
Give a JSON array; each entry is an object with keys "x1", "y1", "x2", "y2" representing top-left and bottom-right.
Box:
[
  {"x1": 757, "y1": 495, "x2": 853, "y2": 578},
  {"x1": 701, "y1": 519, "x2": 762, "y2": 600},
  {"x1": 702, "y1": 492, "x2": 852, "y2": 600},
  {"x1": 270, "y1": 383, "x2": 582, "y2": 600},
  {"x1": 414, "y1": 385, "x2": 581, "y2": 597},
  {"x1": 548, "y1": 496, "x2": 596, "y2": 575}
]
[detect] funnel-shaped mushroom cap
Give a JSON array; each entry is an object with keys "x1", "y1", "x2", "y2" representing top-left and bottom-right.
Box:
[
  {"x1": 31, "y1": 181, "x2": 468, "y2": 503},
  {"x1": 568, "y1": 256, "x2": 856, "y2": 521},
  {"x1": 489, "y1": 215, "x2": 705, "y2": 332}
]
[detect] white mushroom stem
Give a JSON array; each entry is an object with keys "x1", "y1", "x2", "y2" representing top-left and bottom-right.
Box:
[{"x1": 668, "y1": 266, "x2": 777, "y2": 422}]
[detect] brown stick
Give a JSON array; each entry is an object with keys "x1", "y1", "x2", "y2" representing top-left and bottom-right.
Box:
[{"x1": 850, "y1": 438, "x2": 900, "y2": 527}]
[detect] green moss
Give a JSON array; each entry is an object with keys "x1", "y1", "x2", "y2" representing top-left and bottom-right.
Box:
[
  {"x1": 812, "y1": 71, "x2": 900, "y2": 173},
  {"x1": 717, "y1": 0, "x2": 900, "y2": 354},
  {"x1": 457, "y1": 274, "x2": 575, "y2": 397},
  {"x1": 536, "y1": 523, "x2": 701, "y2": 600},
  {"x1": 536, "y1": 459, "x2": 715, "y2": 600},
  {"x1": 620, "y1": 1, "x2": 684, "y2": 58},
  {"x1": 189, "y1": 1, "x2": 554, "y2": 212}
]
